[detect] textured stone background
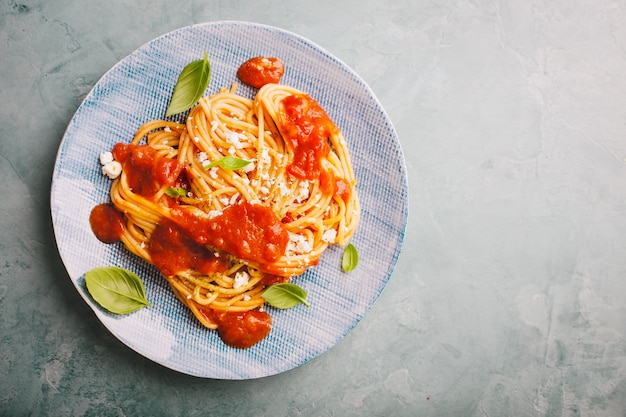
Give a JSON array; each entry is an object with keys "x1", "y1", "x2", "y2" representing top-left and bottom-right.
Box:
[{"x1": 1, "y1": 0, "x2": 626, "y2": 415}]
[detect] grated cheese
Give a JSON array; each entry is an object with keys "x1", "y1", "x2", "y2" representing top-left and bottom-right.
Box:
[
  {"x1": 99, "y1": 151, "x2": 114, "y2": 165},
  {"x1": 287, "y1": 232, "x2": 312, "y2": 254},
  {"x1": 233, "y1": 271, "x2": 250, "y2": 289},
  {"x1": 322, "y1": 228, "x2": 337, "y2": 243},
  {"x1": 102, "y1": 161, "x2": 122, "y2": 179},
  {"x1": 208, "y1": 210, "x2": 222, "y2": 219},
  {"x1": 296, "y1": 181, "x2": 310, "y2": 202}
]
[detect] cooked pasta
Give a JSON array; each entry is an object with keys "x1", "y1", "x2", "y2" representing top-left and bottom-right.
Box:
[{"x1": 94, "y1": 81, "x2": 359, "y2": 348}]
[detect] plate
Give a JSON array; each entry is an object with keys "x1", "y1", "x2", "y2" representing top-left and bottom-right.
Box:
[{"x1": 50, "y1": 21, "x2": 408, "y2": 379}]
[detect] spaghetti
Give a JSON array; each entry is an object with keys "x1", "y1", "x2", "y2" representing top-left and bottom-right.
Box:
[{"x1": 91, "y1": 80, "x2": 359, "y2": 348}]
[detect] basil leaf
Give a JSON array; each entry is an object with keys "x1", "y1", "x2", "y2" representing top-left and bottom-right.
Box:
[
  {"x1": 205, "y1": 155, "x2": 251, "y2": 170},
  {"x1": 85, "y1": 266, "x2": 151, "y2": 314},
  {"x1": 165, "y1": 187, "x2": 187, "y2": 198},
  {"x1": 342, "y1": 243, "x2": 358, "y2": 272},
  {"x1": 165, "y1": 51, "x2": 211, "y2": 117},
  {"x1": 262, "y1": 283, "x2": 310, "y2": 309}
]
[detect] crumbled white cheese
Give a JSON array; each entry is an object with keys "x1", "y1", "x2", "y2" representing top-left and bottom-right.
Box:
[
  {"x1": 197, "y1": 152, "x2": 208, "y2": 163},
  {"x1": 102, "y1": 161, "x2": 122, "y2": 179},
  {"x1": 296, "y1": 181, "x2": 310, "y2": 202},
  {"x1": 164, "y1": 126, "x2": 172, "y2": 133},
  {"x1": 259, "y1": 148, "x2": 271, "y2": 166},
  {"x1": 287, "y1": 232, "x2": 312, "y2": 254},
  {"x1": 209, "y1": 167, "x2": 219, "y2": 179},
  {"x1": 225, "y1": 131, "x2": 246, "y2": 149},
  {"x1": 208, "y1": 210, "x2": 222, "y2": 219},
  {"x1": 278, "y1": 182, "x2": 290, "y2": 197},
  {"x1": 99, "y1": 151, "x2": 114, "y2": 165},
  {"x1": 322, "y1": 228, "x2": 337, "y2": 243},
  {"x1": 229, "y1": 192, "x2": 240, "y2": 206},
  {"x1": 241, "y1": 160, "x2": 255, "y2": 173},
  {"x1": 211, "y1": 120, "x2": 219, "y2": 132},
  {"x1": 233, "y1": 271, "x2": 250, "y2": 289}
]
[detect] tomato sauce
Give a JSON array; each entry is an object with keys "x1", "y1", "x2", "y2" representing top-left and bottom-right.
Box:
[
  {"x1": 169, "y1": 201, "x2": 289, "y2": 266},
  {"x1": 319, "y1": 169, "x2": 336, "y2": 196},
  {"x1": 279, "y1": 94, "x2": 335, "y2": 180},
  {"x1": 89, "y1": 203, "x2": 125, "y2": 243},
  {"x1": 148, "y1": 219, "x2": 229, "y2": 277},
  {"x1": 261, "y1": 273, "x2": 290, "y2": 286},
  {"x1": 112, "y1": 143, "x2": 183, "y2": 198},
  {"x1": 215, "y1": 310, "x2": 272, "y2": 349},
  {"x1": 334, "y1": 178, "x2": 351, "y2": 202},
  {"x1": 277, "y1": 94, "x2": 351, "y2": 200},
  {"x1": 237, "y1": 57, "x2": 284, "y2": 88}
]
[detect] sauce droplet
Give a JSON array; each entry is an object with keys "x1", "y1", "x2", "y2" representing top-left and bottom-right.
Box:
[
  {"x1": 237, "y1": 57, "x2": 284, "y2": 88},
  {"x1": 89, "y1": 203, "x2": 125, "y2": 243}
]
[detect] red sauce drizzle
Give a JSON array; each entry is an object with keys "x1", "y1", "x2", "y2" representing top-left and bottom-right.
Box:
[
  {"x1": 278, "y1": 94, "x2": 351, "y2": 201},
  {"x1": 319, "y1": 169, "x2": 336, "y2": 196},
  {"x1": 112, "y1": 143, "x2": 183, "y2": 198},
  {"x1": 89, "y1": 203, "x2": 125, "y2": 243},
  {"x1": 261, "y1": 273, "x2": 290, "y2": 286},
  {"x1": 215, "y1": 310, "x2": 272, "y2": 349},
  {"x1": 170, "y1": 201, "x2": 289, "y2": 266},
  {"x1": 196, "y1": 306, "x2": 272, "y2": 349},
  {"x1": 237, "y1": 57, "x2": 285, "y2": 88},
  {"x1": 279, "y1": 94, "x2": 334, "y2": 179},
  {"x1": 334, "y1": 178, "x2": 352, "y2": 202},
  {"x1": 148, "y1": 219, "x2": 229, "y2": 277}
]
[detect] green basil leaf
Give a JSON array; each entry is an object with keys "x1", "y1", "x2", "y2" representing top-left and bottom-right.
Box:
[
  {"x1": 165, "y1": 51, "x2": 211, "y2": 117},
  {"x1": 165, "y1": 187, "x2": 187, "y2": 198},
  {"x1": 205, "y1": 155, "x2": 252, "y2": 170},
  {"x1": 342, "y1": 243, "x2": 358, "y2": 272},
  {"x1": 262, "y1": 283, "x2": 310, "y2": 309},
  {"x1": 85, "y1": 266, "x2": 151, "y2": 314}
]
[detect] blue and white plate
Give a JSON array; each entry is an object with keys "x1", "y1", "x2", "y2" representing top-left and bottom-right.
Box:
[{"x1": 50, "y1": 21, "x2": 408, "y2": 379}]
